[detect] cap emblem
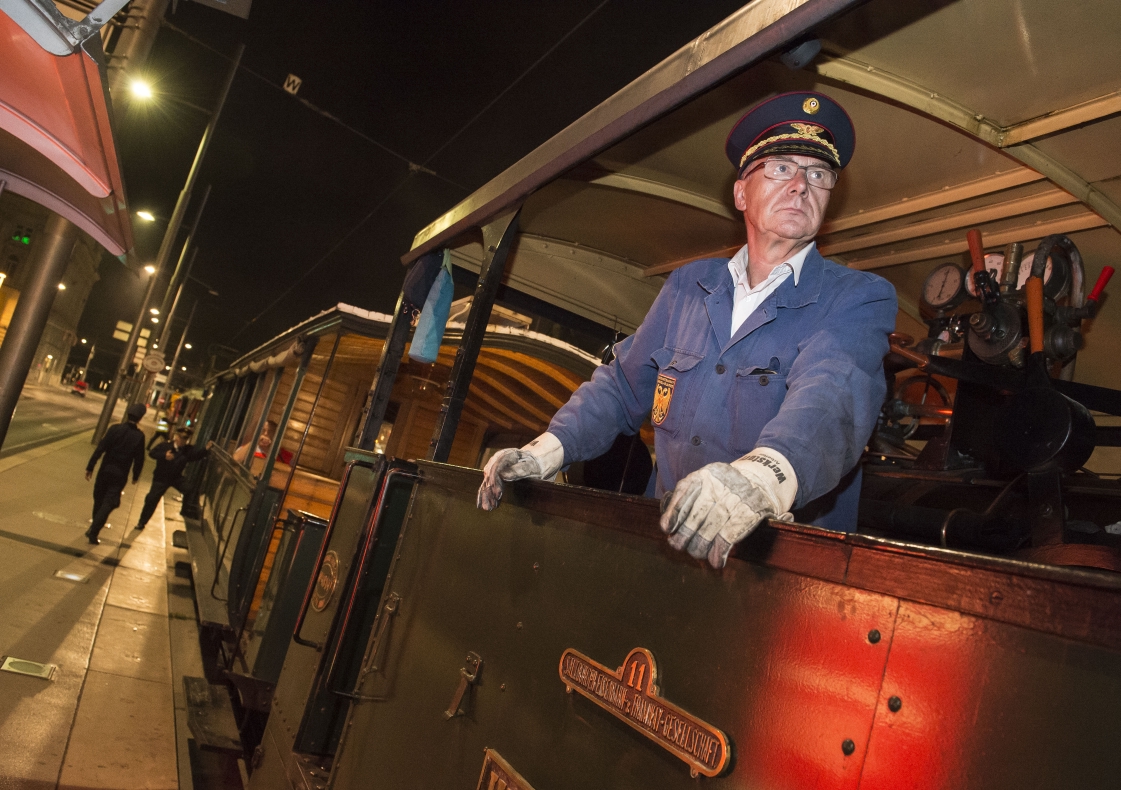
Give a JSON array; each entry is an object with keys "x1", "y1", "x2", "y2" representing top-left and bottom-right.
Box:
[
  {"x1": 802, "y1": 97, "x2": 820, "y2": 114},
  {"x1": 791, "y1": 122, "x2": 824, "y2": 137}
]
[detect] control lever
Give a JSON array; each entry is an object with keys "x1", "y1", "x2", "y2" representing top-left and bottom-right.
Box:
[
  {"x1": 966, "y1": 228, "x2": 999, "y2": 304},
  {"x1": 444, "y1": 652, "x2": 483, "y2": 719}
]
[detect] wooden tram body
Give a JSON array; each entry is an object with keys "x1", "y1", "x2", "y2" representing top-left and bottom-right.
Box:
[{"x1": 184, "y1": 0, "x2": 1121, "y2": 786}]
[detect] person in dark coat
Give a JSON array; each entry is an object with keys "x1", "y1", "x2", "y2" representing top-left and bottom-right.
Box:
[
  {"x1": 85, "y1": 403, "x2": 147, "y2": 545},
  {"x1": 135, "y1": 428, "x2": 213, "y2": 530}
]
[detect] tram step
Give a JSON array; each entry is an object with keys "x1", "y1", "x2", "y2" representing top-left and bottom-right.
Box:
[
  {"x1": 184, "y1": 676, "x2": 243, "y2": 755},
  {"x1": 184, "y1": 517, "x2": 232, "y2": 631}
]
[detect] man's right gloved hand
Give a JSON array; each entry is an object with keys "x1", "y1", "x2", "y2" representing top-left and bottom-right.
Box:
[{"x1": 477, "y1": 432, "x2": 564, "y2": 511}]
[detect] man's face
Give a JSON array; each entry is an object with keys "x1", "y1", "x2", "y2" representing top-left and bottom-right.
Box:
[
  {"x1": 733, "y1": 154, "x2": 833, "y2": 245},
  {"x1": 173, "y1": 433, "x2": 186, "y2": 448}
]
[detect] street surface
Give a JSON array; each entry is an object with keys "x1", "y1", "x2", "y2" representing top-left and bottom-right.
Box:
[{"x1": 0, "y1": 384, "x2": 108, "y2": 458}]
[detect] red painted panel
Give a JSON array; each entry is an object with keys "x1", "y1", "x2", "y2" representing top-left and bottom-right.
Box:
[
  {"x1": 859, "y1": 601, "x2": 1121, "y2": 790},
  {"x1": 724, "y1": 572, "x2": 899, "y2": 790},
  {"x1": 0, "y1": 10, "x2": 131, "y2": 254}
]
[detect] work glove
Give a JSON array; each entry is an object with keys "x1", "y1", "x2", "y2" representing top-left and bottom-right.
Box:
[
  {"x1": 477, "y1": 432, "x2": 565, "y2": 511},
  {"x1": 660, "y1": 447, "x2": 797, "y2": 569}
]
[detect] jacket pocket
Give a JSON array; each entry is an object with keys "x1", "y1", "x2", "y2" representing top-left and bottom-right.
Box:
[
  {"x1": 649, "y1": 347, "x2": 705, "y2": 437},
  {"x1": 731, "y1": 365, "x2": 787, "y2": 455}
]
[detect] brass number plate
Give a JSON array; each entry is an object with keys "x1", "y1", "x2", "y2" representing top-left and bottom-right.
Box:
[{"x1": 475, "y1": 748, "x2": 535, "y2": 790}]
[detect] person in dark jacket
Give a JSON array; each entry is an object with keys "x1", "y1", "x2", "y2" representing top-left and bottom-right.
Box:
[
  {"x1": 135, "y1": 428, "x2": 213, "y2": 530},
  {"x1": 85, "y1": 403, "x2": 147, "y2": 545}
]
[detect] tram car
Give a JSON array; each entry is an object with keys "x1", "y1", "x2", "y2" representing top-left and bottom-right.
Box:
[{"x1": 181, "y1": 0, "x2": 1121, "y2": 787}]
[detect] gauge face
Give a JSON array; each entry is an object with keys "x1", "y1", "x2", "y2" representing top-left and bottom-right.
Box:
[
  {"x1": 1017, "y1": 253, "x2": 1052, "y2": 291},
  {"x1": 922, "y1": 262, "x2": 965, "y2": 309},
  {"x1": 964, "y1": 252, "x2": 1005, "y2": 297}
]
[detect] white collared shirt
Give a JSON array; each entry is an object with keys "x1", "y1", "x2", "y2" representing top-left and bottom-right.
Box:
[{"x1": 728, "y1": 242, "x2": 814, "y2": 335}]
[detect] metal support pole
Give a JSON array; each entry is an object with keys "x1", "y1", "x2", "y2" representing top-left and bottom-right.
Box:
[
  {"x1": 428, "y1": 208, "x2": 520, "y2": 462},
  {"x1": 152, "y1": 187, "x2": 208, "y2": 351},
  {"x1": 80, "y1": 342, "x2": 96, "y2": 380},
  {"x1": 159, "y1": 300, "x2": 196, "y2": 403},
  {"x1": 0, "y1": 214, "x2": 79, "y2": 450},
  {"x1": 105, "y1": 0, "x2": 170, "y2": 97},
  {"x1": 355, "y1": 292, "x2": 412, "y2": 450},
  {"x1": 93, "y1": 45, "x2": 242, "y2": 441},
  {"x1": 92, "y1": 263, "x2": 160, "y2": 442}
]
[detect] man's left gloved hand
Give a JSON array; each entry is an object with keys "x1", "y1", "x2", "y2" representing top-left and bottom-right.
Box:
[{"x1": 659, "y1": 447, "x2": 797, "y2": 569}]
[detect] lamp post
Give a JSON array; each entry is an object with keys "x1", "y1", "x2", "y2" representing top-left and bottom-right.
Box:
[{"x1": 92, "y1": 43, "x2": 243, "y2": 443}]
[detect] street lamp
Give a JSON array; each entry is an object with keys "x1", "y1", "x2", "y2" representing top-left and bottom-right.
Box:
[
  {"x1": 136, "y1": 210, "x2": 155, "y2": 222},
  {"x1": 129, "y1": 78, "x2": 153, "y2": 100},
  {"x1": 144, "y1": 264, "x2": 156, "y2": 274},
  {"x1": 93, "y1": 43, "x2": 243, "y2": 443}
]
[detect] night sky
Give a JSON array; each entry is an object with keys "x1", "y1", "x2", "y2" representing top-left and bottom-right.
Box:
[{"x1": 77, "y1": 0, "x2": 748, "y2": 382}]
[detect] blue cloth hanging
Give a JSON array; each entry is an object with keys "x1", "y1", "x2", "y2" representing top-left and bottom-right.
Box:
[{"x1": 409, "y1": 250, "x2": 453, "y2": 364}]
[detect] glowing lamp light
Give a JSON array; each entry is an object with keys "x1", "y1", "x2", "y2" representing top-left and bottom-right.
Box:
[
  {"x1": 151, "y1": 317, "x2": 159, "y2": 323},
  {"x1": 81, "y1": 338, "x2": 87, "y2": 344},
  {"x1": 130, "y1": 79, "x2": 153, "y2": 100},
  {"x1": 150, "y1": 308, "x2": 159, "y2": 315},
  {"x1": 136, "y1": 210, "x2": 155, "y2": 222},
  {"x1": 144, "y1": 265, "x2": 156, "y2": 274},
  {"x1": 46, "y1": 354, "x2": 53, "y2": 360},
  {"x1": 184, "y1": 343, "x2": 192, "y2": 349},
  {"x1": 164, "y1": 365, "x2": 171, "y2": 371},
  {"x1": 57, "y1": 283, "x2": 66, "y2": 290},
  {"x1": 181, "y1": 366, "x2": 187, "y2": 371}
]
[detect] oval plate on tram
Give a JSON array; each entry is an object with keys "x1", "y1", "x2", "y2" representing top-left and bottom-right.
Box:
[{"x1": 310, "y1": 550, "x2": 339, "y2": 612}]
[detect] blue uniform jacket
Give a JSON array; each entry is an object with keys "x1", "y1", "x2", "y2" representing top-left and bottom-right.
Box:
[{"x1": 548, "y1": 248, "x2": 897, "y2": 532}]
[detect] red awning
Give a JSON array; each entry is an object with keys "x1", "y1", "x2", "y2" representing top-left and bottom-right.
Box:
[{"x1": 0, "y1": 9, "x2": 132, "y2": 255}]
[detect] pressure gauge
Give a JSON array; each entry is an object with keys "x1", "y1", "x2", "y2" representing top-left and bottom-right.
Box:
[
  {"x1": 964, "y1": 253, "x2": 1005, "y2": 298},
  {"x1": 922, "y1": 262, "x2": 965, "y2": 310},
  {"x1": 1016, "y1": 250, "x2": 1070, "y2": 298}
]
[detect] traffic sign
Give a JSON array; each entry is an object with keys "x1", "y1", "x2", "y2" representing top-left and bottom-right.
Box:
[{"x1": 141, "y1": 353, "x2": 165, "y2": 373}]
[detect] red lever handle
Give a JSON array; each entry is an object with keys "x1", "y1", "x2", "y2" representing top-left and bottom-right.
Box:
[
  {"x1": 966, "y1": 229, "x2": 986, "y2": 274},
  {"x1": 1088, "y1": 266, "x2": 1114, "y2": 302}
]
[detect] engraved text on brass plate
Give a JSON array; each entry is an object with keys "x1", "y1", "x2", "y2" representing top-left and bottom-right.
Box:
[{"x1": 559, "y1": 647, "x2": 730, "y2": 778}]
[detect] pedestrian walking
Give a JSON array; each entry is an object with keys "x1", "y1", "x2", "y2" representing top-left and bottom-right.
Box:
[
  {"x1": 85, "y1": 403, "x2": 147, "y2": 545},
  {"x1": 135, "y1": 428, "x2": 213, "y2": 530}
]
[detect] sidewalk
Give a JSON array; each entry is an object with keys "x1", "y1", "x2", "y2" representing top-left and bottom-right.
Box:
[{"x1": 0, "y1": 429, "x2": 203, "y2": 789}]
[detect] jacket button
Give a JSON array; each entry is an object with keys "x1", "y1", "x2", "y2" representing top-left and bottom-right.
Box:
[
  {"x1": 715, "y1": 364, "x2": 726, "y2": 374},
  {"x1": 759, "y1": 375, "x2": 769, "y2": 386},
  {"x1": 691, "y1": 436, "x2": 701, "y2": 446}
]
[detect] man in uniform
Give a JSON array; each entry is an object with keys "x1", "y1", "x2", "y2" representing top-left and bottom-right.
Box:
[
  {"x1": 477, "y1": 91, "x2": 897, "y2": 569},
  {"x1": 85, "y1": 403, "x2": 147, "y2": 545},
  {"x1": 134, "y1": 427, "x2": 213, "y2": 530}
]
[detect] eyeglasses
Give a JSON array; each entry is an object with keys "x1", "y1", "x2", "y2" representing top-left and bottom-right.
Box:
[{"x1": 743, "y1": 158, "x2": 838, "y2": 190}]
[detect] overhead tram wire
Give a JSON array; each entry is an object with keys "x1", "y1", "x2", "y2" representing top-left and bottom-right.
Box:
[
  {"x1": 419, "y1": 0, "x2": 610, "y2": 168},
  {"x1": 159, "y1": 20, "x2": 469, "y2": 194},
  {"x1": 209, "y1": 1, "x2": 613, "y2": 341},
  {"x1": 228, "y1": 170, "x2": 419, "y2": 342}
]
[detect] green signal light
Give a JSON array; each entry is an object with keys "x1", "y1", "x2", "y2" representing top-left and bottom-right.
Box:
[
  {"x1": 11, "y1": 234, "x2": 29, "y2": 245},
  {"x1": 21, "y1": 236, "x2": 30, "y2": 245}
]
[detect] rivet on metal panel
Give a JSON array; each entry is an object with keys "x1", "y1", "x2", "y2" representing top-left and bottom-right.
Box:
[
  {"x1": 888, "y1": 696, "x2": 903, "y2": 712},
  {"x1": 533, "y1": 562, "x2": 540, "y2": 571},
  {"x1": 842, "y1": 739, "x2": 856, "y2": 756},
  {"x1": 500, "y1": 684, "x2": 507, "y2": 691},
  {"x1": 516, "y1": 621, "x2": 523, "y2": 630},
  {"x1": 990, "y1": 590, "x2": 1004, "y2": 604},
  {"x1": 488, "y1": 245, "x2": 496, "y2": 252},
  {"x1": 867, "y1": 629, "x2": 881, "y2": 644}
]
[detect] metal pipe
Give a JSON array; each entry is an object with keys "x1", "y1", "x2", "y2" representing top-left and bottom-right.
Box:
[{"x1": 0, "y1": 214, "x2": 79, "y2": 450}]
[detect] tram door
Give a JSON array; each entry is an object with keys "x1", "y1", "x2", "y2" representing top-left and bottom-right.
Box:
[{"x1": 250, "y1": 454, "x2": 416, "y2": 789}]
